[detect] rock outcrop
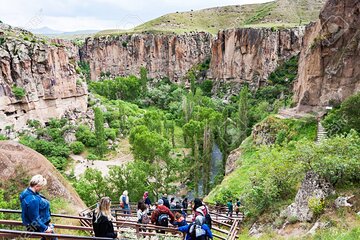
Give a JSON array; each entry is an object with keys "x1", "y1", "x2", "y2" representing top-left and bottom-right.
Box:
[
  {"x1": 294, "y1": 0, "x2": 360, "y2": 111},
  {"x1": 80, "y1": 33, "x2": 212, "y2": 82},
  {"x1": 0, "y1": 24, "x2": 87, "y2": 132},
  {"x1": 0, "y1": 141, "x2": 86, "y2": 211},
  {"x1": 209, "y1": 28, "x2": 304, "y2": 89},
  {"x1": 282, "y1": 171, "x2": 333, "y2": 222}
]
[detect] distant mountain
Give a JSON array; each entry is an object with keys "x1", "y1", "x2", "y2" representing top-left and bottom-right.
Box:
[
  {"x1": 30, "y1": 26, "x2": 62, "y2": 35},
  {"x1": 30, "y1": 27, "x2": 98, "y2": 39},
  {"x1": 98, "y1": 0, "x2": 326, "y2": 35}
]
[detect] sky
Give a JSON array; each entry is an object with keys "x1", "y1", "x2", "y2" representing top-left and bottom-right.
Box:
[{"x1": 0, "y1": 0, "x2": 271, "y2": 32}]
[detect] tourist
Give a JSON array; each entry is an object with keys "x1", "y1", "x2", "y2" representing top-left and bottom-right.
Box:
[
  {"x1": 235, "y1": 198, "x2": 241, "y2": 216},
  {"x1": 151, "y1": 199, "x2": 175, "y2": 233},
  {"x1": 227, "y1": 200, "x2": 233, "y2": 217},
  {"x1": 192, "y1": 198, "x2": 209, "y2": 221},
  {"x1": 92, "y1": 197, "x2": 118, "y2": 238},
  {"x1": 178, "y1": 215, "x2": 213, "y2": 240},
  {"x1": 137, "y1": 200, "x2": 149, "y2": 232},
  {"x1": 19, "y1": 174, "x2": 57, "y2": 239},
  {"x1": 143, "y1": 191, "x2": 152, "y2": 208},
  {"x1": 182, "y1": 197, "x2": 189, "y2": 212},
  {"x1": 161, "y1": 193, "x2": 170, "y2": 209},
  {"x1": 170, "y1": 197, "x2": 176, "y2": 210},
  {"x1": 120, "y1": 190, "x2": 130, "y2": 215},
  {"x1": 174, "y1": 212, "x2": 187, "y2": 227}
]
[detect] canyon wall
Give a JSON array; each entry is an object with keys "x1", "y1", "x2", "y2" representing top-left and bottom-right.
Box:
[
  {"x1": 80, "y1": 33, "x2": 212, "y2": 82},
  {"x1": 294, "y1": 0, "x2": 360, "y2": 111},
  {"x1": 209, "y1": 28, "x2": 304, "y2": 89},
  {"x1": 0, "y1": 24, "x2": 87, "y2": 132},
  {"x1": 81, "y1": 28, "x2": 304, "y2": 89}
]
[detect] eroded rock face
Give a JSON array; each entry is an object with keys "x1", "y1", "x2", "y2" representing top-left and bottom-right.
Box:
[
  {"x1": 0, "y1": 24, "x2": 87, "y2": 132},
  {"x1": 0, "y1": 141, "x2": 86, "y2": 211},
  {"x1": 282, "y1": 171, "x2": 333, "y2": 222},
  {"x1": 80, "y1": 33, "x2": 212, "y2": 82},
  {"x1": 294, "y1": 0, "x2": 360, "y2": 111},
  {"x1": 209, "y1": 28, "x2": 304, "y2": 89}
]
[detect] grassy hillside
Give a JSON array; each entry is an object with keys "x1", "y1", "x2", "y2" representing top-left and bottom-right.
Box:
[{"x1": 97, "y1": 0, "x2": 326, "y2": 36}]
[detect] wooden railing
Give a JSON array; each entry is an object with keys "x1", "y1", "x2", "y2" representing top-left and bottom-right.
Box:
[{"x1": 80, "y1": 202, "x2": 244, "y2": 240}]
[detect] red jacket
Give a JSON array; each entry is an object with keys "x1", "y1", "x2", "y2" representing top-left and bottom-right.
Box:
[{"x1": 151, "y1": 205, "x2": 175, "y2": 224}]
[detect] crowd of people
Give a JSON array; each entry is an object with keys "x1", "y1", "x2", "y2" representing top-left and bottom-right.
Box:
[{"x1": 20, "y1": 175, "x2": 242, "y2": 239}]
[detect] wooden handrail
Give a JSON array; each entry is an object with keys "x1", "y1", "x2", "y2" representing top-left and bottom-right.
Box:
[{"x1": 0, "y1": 229, "x2": 113, "y2": 239}]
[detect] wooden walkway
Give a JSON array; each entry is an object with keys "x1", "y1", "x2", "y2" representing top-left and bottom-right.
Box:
[{"x1": 0, "y1": 202, "x2": 244, "y2": 240}]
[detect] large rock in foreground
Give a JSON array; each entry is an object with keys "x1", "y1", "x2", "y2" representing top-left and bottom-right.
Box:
[
  {"x1": 0, "y1": 141, "x2": 86, "y2": 211},
  {"x1": 282, "y1": 171, "x2": 333, "y2": 222}
]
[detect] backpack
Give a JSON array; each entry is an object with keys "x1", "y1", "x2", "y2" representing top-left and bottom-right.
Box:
[
  {"x1": 157, "y1": 213, "x2": 169, "y2": 227},
  {"x1": 196, "y1": 208, "x2": 212, "y2": 229},
  {"x1": 188, "y1": 223, "x2": 208, "y2": 240},
  {"x1": 140, "y1": 212, "x2": 150, "y2": 224},
  {"x1": 120, "y1": 196, "x2": 125, "y2": 208}
]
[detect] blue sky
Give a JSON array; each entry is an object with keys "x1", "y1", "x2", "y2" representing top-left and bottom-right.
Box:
[{"x1": 0, "y1": 0, "x2": 271, "y2": 32}]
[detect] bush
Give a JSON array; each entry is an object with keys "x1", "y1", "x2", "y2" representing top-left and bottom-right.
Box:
[
  {"x1": 27, "y1": 119, "x2": 41, "y2": 128},
  {"x1": 323, "y1": 92, "x2": 360, "y2": 136},
  {"x1": 87, "y1": 153, "x2": 98, "y2": 160},
  {"x1": 105, "y1": 128, "x2": 117, "y2": 141},
  {"x1": 0, "y1": 135, "x2": 8, "y2": 141},
  {"x1": 75, "y1": 125, "x2": 97, "y2": 147},
  {"x1": 48, "y1": 156, "x2": 68, "y2": 171},
  {"x1": 12, "y1": 86, "x2": 26, "y2": 99},
  {"x1": 70, "y1": 141, "x2": 85, "y2": 155},
  {"x1": 308, "y1": 196, "x2": 325, "y2": 218}
]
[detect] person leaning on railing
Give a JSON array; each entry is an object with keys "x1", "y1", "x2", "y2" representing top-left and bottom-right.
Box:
[{"x1": 19, "y1": 174, "x2": 57, "y2": 240}]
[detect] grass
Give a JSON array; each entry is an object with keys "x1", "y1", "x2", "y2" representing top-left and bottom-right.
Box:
[{"x1": 96, "y1": 0, "x2": 325, "y2": 36}]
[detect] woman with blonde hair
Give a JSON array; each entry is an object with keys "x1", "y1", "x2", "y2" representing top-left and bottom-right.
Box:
[
  {"x1": 120, "y1": 190, "x2": 130, "y2": 214},
  {"x1": 20, "y1": 174, "x2": 57, "y2": 239},
  {"x1": 92, "y1": 197, "x2": 117, "y2": 238}
]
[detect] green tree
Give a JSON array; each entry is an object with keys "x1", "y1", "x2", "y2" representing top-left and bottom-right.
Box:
[
  {"x1": 94, "y1": 107, "x2": 106, "y2": 158},
  {"x1": 236, "y1": 86, "x2": 250, "y2": 147}
]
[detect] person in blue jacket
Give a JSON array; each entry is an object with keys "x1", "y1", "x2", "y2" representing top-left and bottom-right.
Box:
[
  {"x1": 19, "y1": 174, "x2": 56, "y2": 239},
  {"x1": 178, "y1": 215, "x2": 213, "y2": 240}
]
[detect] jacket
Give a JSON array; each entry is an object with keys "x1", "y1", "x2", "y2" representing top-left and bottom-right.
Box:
[
  {"x1": 178, "y1": 223, "x2": 213, "y2": 240},
  {"x1": 92, "y1": 213, "x2": 117, "y2": 238},
  {"x1": 19, "y1": 187, "x2": 51, "y2": 232},
  {"x1": 151, "y1": 205, "x2": 175, "y2": 224}
]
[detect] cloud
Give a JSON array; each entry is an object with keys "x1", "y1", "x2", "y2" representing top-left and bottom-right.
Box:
[{"x1": 0, "y1": 0, "x2": 272, "y2": 31}]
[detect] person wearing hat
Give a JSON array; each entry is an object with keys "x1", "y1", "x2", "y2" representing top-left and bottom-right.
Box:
[
  {"x1": 178, "y1": 215, "x2": 213, "y2": 240},
  {"x1": 151, "y1": 199, "x2": 175, "y2": 231}
]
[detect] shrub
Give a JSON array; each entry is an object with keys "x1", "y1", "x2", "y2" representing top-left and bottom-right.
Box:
[
  {"x1": 12, "y1": 86, "x2": 26, "y2": 99},
  {"x1": 322, "y1": 92, "x2": 360, "y2": 136},
  {"x1": 0, "y1": 135, "x2": 8, "y2": 140},
  {"x1": 87, "y1": 153, "x2": 98, "y2": 160},
  {"x1": 48, "y1": 156, "x2": 68, "y2": 171},
  {"x1": 75, "y1": 125, "x2": 97, "y2": 147},
  {"x1": 70, "y1": 141, "x2": 85, "y2": 155},
  {"x1": 27, "y1": 119, "x2": 41, "y2": 128},
  {"x1": 105, "y1": 128, "x2": 117, "y2": 141},
  {"x1": 308, "y1": 196, "x2": 325, "y2": 218}
]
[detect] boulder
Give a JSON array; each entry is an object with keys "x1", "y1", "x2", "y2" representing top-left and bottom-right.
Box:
[{"x1": 281, "y1": 171, "x2": 334, "y2": 222}]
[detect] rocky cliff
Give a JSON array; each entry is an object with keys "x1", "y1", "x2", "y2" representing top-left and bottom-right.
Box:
[
  {"x1": 80, "y1": 33, "x2": 212, "y2": 82},
  {"x1": 0, "y1": 24, "x2": 87, "y2": 133},
  {"x1": 81, "y1": 28, "x2": 304, "y2": 88},
  {"x1": 209, "y1": 28, "x2": 304, "y2": 89},
  {"x1": 294, "y1": 0, "x2": 360, "y2": 111}
]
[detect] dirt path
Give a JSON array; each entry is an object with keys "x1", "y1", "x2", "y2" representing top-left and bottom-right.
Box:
[{"x1": 69, "y1": 139, "x2": 134, "y2": 179}]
